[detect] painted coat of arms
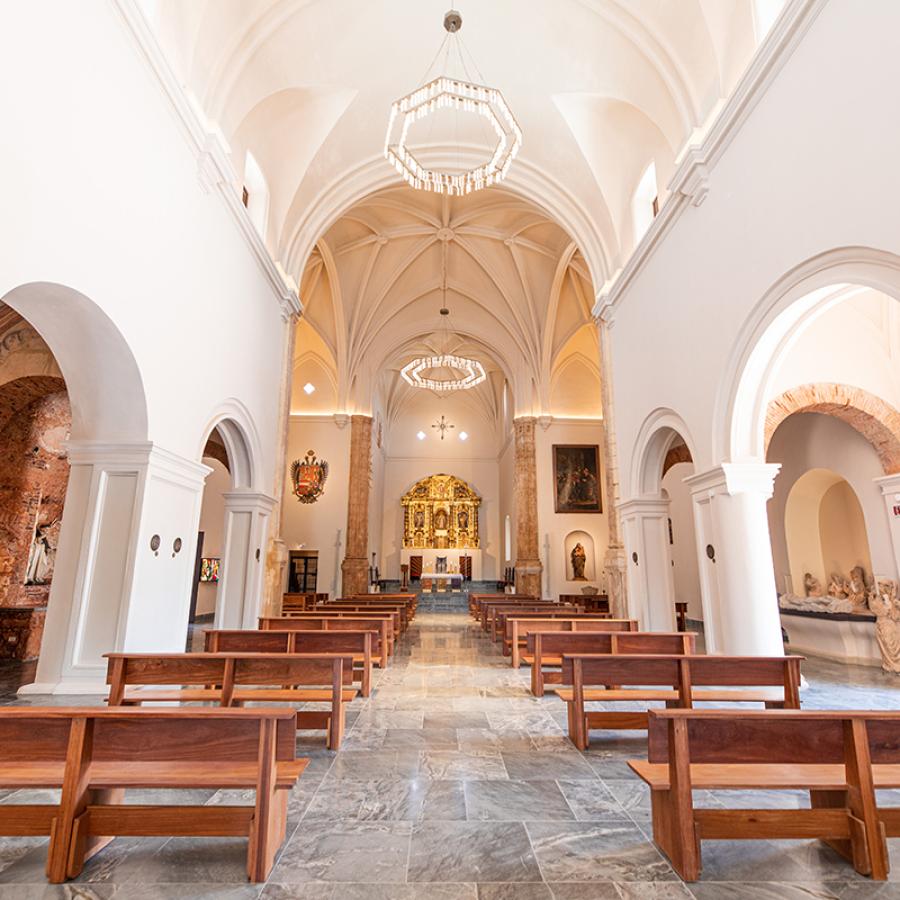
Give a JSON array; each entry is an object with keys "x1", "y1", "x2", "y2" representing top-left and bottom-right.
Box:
[{"x1": 291, "y1": 450, "x2": 328, "y2": 503}]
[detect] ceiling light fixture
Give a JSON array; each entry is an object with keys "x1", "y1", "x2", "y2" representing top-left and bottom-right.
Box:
[
  {"x1": 459, "y1": 431, "x2": 469, "y2": 441},
  {"x1": 416, "y1": 431, "x2": 427, "y2": 441},
  {"x1": 384, "y1": 9, "x2": 522, "y2": 196},
  {"x1": 303, "y1": 382, "x2": 316, "y2": 395}
]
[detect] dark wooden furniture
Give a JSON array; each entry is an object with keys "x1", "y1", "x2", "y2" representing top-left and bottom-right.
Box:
[
  {"x1": 204, "y1": 629, "x2": 374, "y2": 697},
  {"x1": 557, "y1": 654, "x2": 803, "y2": 749},
  {"x1": 524, "y1": 630, "x2": 695, "y2": 696},
  {"x1": 0, "y1": 706, "x2": 304, "y2": 883},
  {"x1": 468, "y1": 593, "x2": 536, "y2": 616},
  {"x1": 105, "y1": 652, "x2": 357, "y2": 750},
  {"x1": 675, "y1": 601, "x2": 688, "y2": 632},
  {"x1": 560, "y1": 593, "x2": 611, "y2": 614},
  {"x1": 630, "y1": 709, "x2": 900, "y2": 881},
  {"x1": 409, "y1": 556, "x2": 423, "y2": 582},
  {"x1": 499, "y1": 612, "x2": 625, "y2": 659}
]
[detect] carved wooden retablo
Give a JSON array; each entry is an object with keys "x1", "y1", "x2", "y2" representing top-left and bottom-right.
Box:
[{"x1": 401, "y1": 473, "x2": 481, "y2": 549}]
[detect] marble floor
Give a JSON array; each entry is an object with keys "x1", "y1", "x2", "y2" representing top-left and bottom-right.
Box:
[{"x1": 0, "y1": 607, "x2": 899, "y2": 898}]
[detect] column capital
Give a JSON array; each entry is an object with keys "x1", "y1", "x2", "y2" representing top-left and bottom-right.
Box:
[
  {"x1": 64, "y1": 440, "x2": 212, "y2": 488},
  {"x1": 685, "y1": 462, "x2": 781, "y2": 499},
  {"x1": 618, "y1": 496, "x2": 671, "y2": 518},
  {"x1": 874, "y1": 473, "x2": 900, "y2": 496},
  {"x1": 221, "y1": 490, "x2": 277, "y2": 513}
]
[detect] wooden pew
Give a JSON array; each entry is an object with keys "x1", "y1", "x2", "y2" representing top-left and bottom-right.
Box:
[
  {"x1": 488, "y1": 604, "x2": 587, "y2": 642},
  {"x1": 477, "y1": 598, "x2": 550, "y2": 630},
  {"x1": 258, "y1": 614, "x2": 393, "y2": 666},
  {"x1": 524, "y1": 630, "x2": 694, "y2": 695},
  {"x1": 630, "y1": 709, "x2": 900, "y2": 882},
  {"x1": 497, "y1": 609, "x2": 638, "y2": 669},
  {"x1": 559, "y1": 594, "x2": 611, "y2": 615},
  {"x1": 205, "y1": 629, "x2": 374, "y2": 697},
  {"x1": 282, "y1": 593, "x2": 314, "y2": 613},
  {"x1": 105, "y1": 652, "x2": 357, "y2": 750},
  {"x1": 0, "y1": 706, "x2": 304, "y2": 883},
  {"x1": 675, "y1": 601, "x2": 688, "y2": 632},
  {"x1": 350, "y1": 593, "x2": 417, "y2": 617},
  {"x1": 558, "y1": 654, "x2": 803, "y2": 749},
  {"x1": 320, "y1": 601, "x2": 409, "y2": 631},
  {"x1": 468, "y1": 593, "x2": 537, "y2": 618}
]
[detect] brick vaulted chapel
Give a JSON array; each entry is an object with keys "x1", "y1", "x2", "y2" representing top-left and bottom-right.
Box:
[{"x1": 2, "y1": 0, "x2": 900, "y2": 895}]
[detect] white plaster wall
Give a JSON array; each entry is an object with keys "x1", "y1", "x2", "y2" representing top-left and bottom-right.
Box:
[
  {"x1": 611, "y1": 0, "x2": 900, "y2": 494},
  {"x1": 0, "y1": 1, "x2": 285, "y2": 470},
  {"x1": 661, "y1": 461, "x2": 702, "y2": 618},
  {"x1": 195, "y1": 458, "x2": 230, "y2": 616},
  {"x1": 381, "y1": 458, "x2": 500, "y2": 582},
  {"x1": 767, "y1": 413, "x2": 896, "y2": 593},
  {"x1": 281, "y1": 417, "x2": 350, "y2": 597},
  {"x1": 535, "y1": 419, "x2": 609, "y2": 599}
]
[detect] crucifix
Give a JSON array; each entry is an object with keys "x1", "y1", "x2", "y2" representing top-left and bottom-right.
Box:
[{"x1": 432, "y1": 415, "x2": 454, "y2": 440}]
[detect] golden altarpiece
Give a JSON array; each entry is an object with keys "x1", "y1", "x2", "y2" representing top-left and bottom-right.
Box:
[{"x1": 402, "y1": 474, "x2": 481, "y2": 550}]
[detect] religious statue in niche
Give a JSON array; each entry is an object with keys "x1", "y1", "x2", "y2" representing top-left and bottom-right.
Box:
[
  {"x1": 868, "y1": 579, "x2": 900, "y2": 673},
  {"x1": 782, "y1": 564, "x2": 879, "y2": 616},
  {"x1": 570, "y1": 542, "x2": 587, "y2": 580},
  {"x1": 401, "y1": 473, "x2": 481, "y2": 549},
  {"x1": 291, "y1": 450, "x2": 328, "y2": 504},
  {"x1": 24, "y1": 522, "x2": 54, "y2": 585}
]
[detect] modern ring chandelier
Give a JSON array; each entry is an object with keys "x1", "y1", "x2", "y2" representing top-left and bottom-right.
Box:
[
  {"x1": 384, "y1": 9, "x2": 522, "y2": 196},
  {"x1": 400, "y1": 240, "x2": 486, "y2": 393}
]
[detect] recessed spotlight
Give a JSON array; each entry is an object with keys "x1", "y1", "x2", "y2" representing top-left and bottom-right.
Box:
[
  {"x1": 459, "y1": 431, "x2": 469, "y2": 441},
  {"x1": 303, "y1": 382, "x2": 316, "y2": 395},
  {"x1": 416, "y1": 431, "x2": 426, "y2": 441}
]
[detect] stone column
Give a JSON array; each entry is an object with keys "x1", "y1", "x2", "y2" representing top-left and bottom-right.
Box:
[
  {"x1": 686, "y1": 463, "x2": 784, "y2": 655},
  {"x1": 619, "y1": 498, "x2": 677, "y2": 631},
  {"x1": 513, "y1": 417, "x2": 543, "y2": 596},
  {"x1": 596, "y1": 317, "x2": 628, "y2": 617},
  {"x1": 341, "y1": 414, "x2": 373, "y2": 596}
]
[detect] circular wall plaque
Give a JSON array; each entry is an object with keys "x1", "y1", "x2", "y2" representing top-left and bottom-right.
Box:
[
  {"x1": 150, "y1": 534, "x2": 161, "y2": 552},
  {"x1": 631, "y1": 551, "x2": 639, "y2": 565},
  {"x1": 706, "y1": 544, "x2": 715, "y2": 561},
  {"x1": 173, "y1": 537, "x2": 183, "y2": 554}
]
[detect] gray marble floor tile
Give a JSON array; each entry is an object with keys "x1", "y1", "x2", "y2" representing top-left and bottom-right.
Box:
[
  {"x1": 111, "y1": 886, "x2": 263, "y2": 899},
  {"x1": 122, "y1": 838, "x2": 252, "y2": 884},
  {"x1": 688, "y1": 885, "x2": 841, "y2": 899},
  {"x1": 465, "y1": 780, "x2": 575, "y2": 821},
  {"x1": 526, "y1": 821, "x2": 676, "y2": 882},
  {"x1": 408, "y1": 821, "x2": 542, "y2": 882},
  {"x1": 478, "y1": 883, "x2": 556, "y2": 899},
  {"x1": 303, "y1": 776, "x2": 465, "y2": 822},
  {"x1": 421, "y1": 751, "x2": 509, "y2": 780},
  {"x1": 0, "y1": 887, "x2": 118, "y2": 900},
  {"x1": 269, "y1": 822, "x2": 411, "y2": 883},
  {"x1": 502, "y1": 752, "x2": 597, "y2": 781},
  {"x1": 556, "y1": 781, "x2": 630, "y2": 822},
  {"x1": 381, "y1": 727, "x2": 460, "y2": 750},
  {"x1": 326, "y1": 750, "x2": 422, "y2": 781}
]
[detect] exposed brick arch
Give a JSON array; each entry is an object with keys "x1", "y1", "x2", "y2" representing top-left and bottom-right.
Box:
[
  {"x1": 661, "y1": 440, "x2": 693, "y2": 478},
  {"x1": 0, "y1": 376, "x2": 66, "y2": 432},
  {"x1": 765, "y1": 383, "x2": 900, "y2": 474},
  {"x1": 202, "y1": 432, "x2": 231, "y2": 473}
]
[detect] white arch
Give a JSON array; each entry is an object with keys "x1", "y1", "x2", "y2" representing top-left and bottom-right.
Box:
[
  {"x1": 282, "y1": 151, "x2": 612, "y2": 299},
  {"x1": 716, "y1": 246, "x2": 900, "y2": 464},
  {"x1": 197, "y1": 398, "x2": 262, "y2": 491},
  {"x1": 629, "y1": 407, "x2": 698, "y2": 499},
  {"x1": 1, "y1": 282, "x2": 148, "y2": 442}
]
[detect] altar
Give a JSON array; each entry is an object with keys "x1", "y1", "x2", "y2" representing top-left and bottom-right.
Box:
[{"x1": 400, "y1": 549, "x2": 483, "y2": 582}]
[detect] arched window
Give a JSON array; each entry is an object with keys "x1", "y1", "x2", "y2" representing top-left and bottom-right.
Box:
[
  {"x1": 243, "y1": 151, "x2": 270, "y2": 240},
  {"x1": 631, "y1": 161, "x2": 658, "y2": 245},
  {"x1": 504, "y1": 515, "x2": 512, "y2": 562}
]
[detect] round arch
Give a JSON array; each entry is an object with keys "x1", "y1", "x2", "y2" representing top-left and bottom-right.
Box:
[
  {"x1": 765, "y1": 384, "x2": 900, "y2": 475},
  {"x1": 716, "y1": 246, "x2": 900, "y2": 463},
  {"x1": 197, "y1": 399, "x2": 263, "y2": 491},
  {"x1": 1, "y1": 282, "x2": 148, "y2": 442},
  {"x1": 629, "y1": 407, "x2": 698, "y2": 498}
]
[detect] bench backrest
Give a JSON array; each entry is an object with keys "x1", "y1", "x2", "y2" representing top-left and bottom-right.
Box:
[
  {"x1": 513, "y1": 618, "x2": 639, "y2": 641},
  {"x1": 647, "y1": 709, "x2": 900, "y2": 765},
  {"x1": 0, "y1": 707, "x2": 297, "y2": 764},
  {"x1": 258, "y1": 615, "x2": 392, "y2": 642},
  {"x1": 204, "y1": 629, "x2": 372, "y2": 656},
  {"x1": 105, "y1": 652, "x2": 356, "y2": 693},
  {"x1": 561, "y1": 654, "x2": 802, "y2": 699},
  {"x1": 317, "y1": 604, "x2": 404, "y2": 626},
  {"x1": 527, "y1": 630, "x2": 695, "y2": 655}
]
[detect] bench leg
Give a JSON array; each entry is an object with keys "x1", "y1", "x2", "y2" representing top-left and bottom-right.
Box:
[
  {"x1": 65, "y1": 787, "x2": 124, "y2": 879},
  {"x1": 248, "y1": 721, "x2": 286, "y2": 882},
  {"x1": 650, "y1": 788, "x2": 700, "y2": 881},
  {"x1": 566, "y1": 700, "x2": 587, "y2": 751},
  {"x1": 361, "y1": 663, "x2": 371, "y2": 698},
  {"x1": 810, "y1": 790, "x2": 875, "y2": 876},
  {"x1": 328, "y1": 702, "x2": 345, "y2": 751},
  {"x1": 531, "y1": 666, "x2": 544, "y2": 698}
]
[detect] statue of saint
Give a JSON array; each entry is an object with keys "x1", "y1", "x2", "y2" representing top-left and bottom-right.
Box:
[
  {"x1": 25, "y1": 524, "x2": 53, "y2": 585},
  {"x1": 846, "y1": 565, "x2": 869, "y2": 609},
  {"x1": 827, "y1": 573, "x2": 848, "y2": 599},
  {"x1": 457, "y1": 508, "x2": 469, "y2": 531},
  {"x1": 434, "y1": 508, "x2": 449, "y2": 531},
  {"x1": 803, "y1": 572, "x2": 824, "y2": 597},
  {"x1": 571, "y1": 543, "x2": 587, "y2": 580},
  {"x1": 868, "y1": 579, "x2": 900, "y2": 673}
]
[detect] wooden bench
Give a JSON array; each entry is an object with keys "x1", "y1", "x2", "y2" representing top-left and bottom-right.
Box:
[
  {"x1": 502, "y1": 614, "x2": 633, "y2": 662},
  {"x1": 350, "y1": 593, "x2": 417, "y2": 617},
  {"x1": 525, "y1": 630, "x2": 694, "y2": 695},
  {"x1": 559, "y1": 593, "x2": 611, "y2": 614},
  {"x1": 488, "y1": 604, "x2": 586, "y2": 642},
  {"x1": 477, "y1": 598, "x2": 553, "y2": 631},
  {"x1": 205, "y1": 629, "x2": 374, "y2": 697},
  {"x1": 468, "y1": 593, "x2": 537, "y2": 618},
  {"x1": 319, "y1": 601, "x2": 409, "y2": 631},
  {"x1": 105, "y1": 652, "x2": 357, "y2": 750},
  {"x1": 258, "y1": 614, "x2": 393, "y2": 665},
  {"x1": 0, "y1": 706, "x2": 304, "y2": 883},
  {"x1": 675, "y1": 601, "x2": 688, "y2": 632},
  {"x1": 558, "y1": 654, "x2": 802, "y2": 749},
  {"x1": 630, "y1": 709, "x2": 900, "y2": 881}
]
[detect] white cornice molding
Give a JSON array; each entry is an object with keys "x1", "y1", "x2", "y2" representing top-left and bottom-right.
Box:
[
  {"x1": 592, "y1": 0, "x2": 827, "y2": 325},
  {"x1": 111, "y1": 0, "x2": 301, "y2": 321}
]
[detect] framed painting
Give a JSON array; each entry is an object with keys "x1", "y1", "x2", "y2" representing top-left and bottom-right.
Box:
[
  {"x1": 199, "y1": 557, "x2": 220, "y2": 583},
  {"x1": 553, "y1": 444, "x2": 602, "y2": 513}
]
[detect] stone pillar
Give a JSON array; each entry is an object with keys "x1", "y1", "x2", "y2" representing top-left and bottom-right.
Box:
[
  {"x1": 21, "y1": 442, "x2": 210, "y2": 694},
  {"x1": 596, "y1": 317, "x2": 628, "y2": 617},
  {"x1": 619, "y1": 498, "x2": 677, "y2": 631},
  {"x1": 875, "y1": 473, "x2": 900, "y2": 581},
  {"x1": 263, "y1": 312, "x2": 298, "y2": 617},
  {"x1": 513, "y1": 417, "x2": 543, "y2": 596},
  {"x1": 686, "y1": 463, "x2": 783, "y2": 655},
  {"x1": 341, "y1": 414, "x2": 373, "y2": 596}
]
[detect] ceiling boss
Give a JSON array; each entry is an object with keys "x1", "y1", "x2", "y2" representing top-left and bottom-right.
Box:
[{"x1": 384, "y1": 8, "x2": 522, "y2": 196}]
